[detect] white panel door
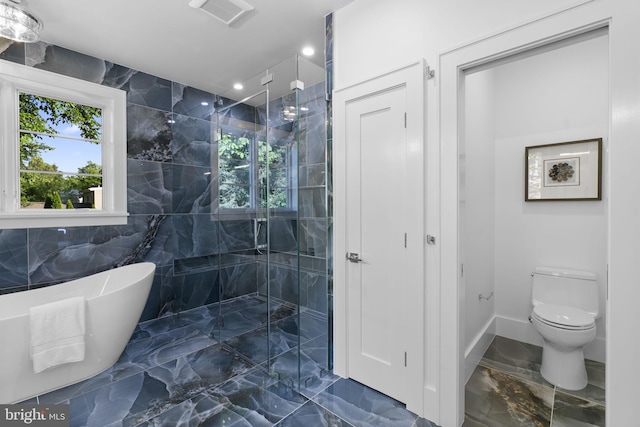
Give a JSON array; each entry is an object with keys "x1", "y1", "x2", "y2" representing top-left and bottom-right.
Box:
[{"x1": 345, "y1": 84, "x2": 408, "y2": 403}]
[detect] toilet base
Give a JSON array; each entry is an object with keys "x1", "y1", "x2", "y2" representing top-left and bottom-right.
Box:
[{"x1": 540, "y1": 342, "x2": 588, "y2": 390}]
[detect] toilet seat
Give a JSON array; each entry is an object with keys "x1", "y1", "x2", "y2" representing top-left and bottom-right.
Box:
[{"x1": 532, "y1": 303, "x2": 595, "y2": 330}]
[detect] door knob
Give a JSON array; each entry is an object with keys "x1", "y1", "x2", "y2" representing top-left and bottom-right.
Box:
[{"x1": 346, "y1": 252, "x2": 363, "y2": 263}]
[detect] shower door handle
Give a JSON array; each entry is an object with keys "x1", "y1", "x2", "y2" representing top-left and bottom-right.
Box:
[{"x1": 346, "y1": 252, "x2": 363, "y2": 263}]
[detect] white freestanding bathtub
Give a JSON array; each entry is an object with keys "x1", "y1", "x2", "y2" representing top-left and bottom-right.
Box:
[{"x1": 0, "y1": 262, "x2": 155, "y2": 404}]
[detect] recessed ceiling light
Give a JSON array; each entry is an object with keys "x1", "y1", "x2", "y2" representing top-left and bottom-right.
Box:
[
  {"x1": 233, "y1": 83, "x2": 243, "y2": 90},
  {"x1": 201, "y1": 101, "x2": 209, "y2": 106},
  {"x1": 302, "y1": 46, "x2": 315, "y2": 56}
]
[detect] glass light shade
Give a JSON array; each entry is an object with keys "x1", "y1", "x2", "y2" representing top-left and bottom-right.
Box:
[{"x1": 0, "y1": 2, "x2": 42, "y2": 43}]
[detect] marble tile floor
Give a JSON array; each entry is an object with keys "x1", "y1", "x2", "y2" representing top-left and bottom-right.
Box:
[
  {"x1": 465, "y1": 335, "x2": 606, "y2": 427},
  {"x1": 24, "y1": 294, "x2": 437, "y2": 427}
]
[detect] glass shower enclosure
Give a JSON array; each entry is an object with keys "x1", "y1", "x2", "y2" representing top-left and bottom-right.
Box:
[{"x1": 212, "y1": 54, "x2": 330, "y2": 391}]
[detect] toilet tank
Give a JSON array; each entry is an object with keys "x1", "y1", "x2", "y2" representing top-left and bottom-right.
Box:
[{"x1": 531, "y1": 267, "x2": 600, "y2": 318}]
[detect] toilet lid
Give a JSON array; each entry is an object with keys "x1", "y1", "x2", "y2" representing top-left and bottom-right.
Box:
[{"x1": 533, "y1": 304, "x2": 595, "y2": 328}]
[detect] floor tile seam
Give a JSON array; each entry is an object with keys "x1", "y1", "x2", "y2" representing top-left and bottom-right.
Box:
[
  {"x1": 266, "y1": 395, "x2": 312, "y2": 426},
  {"x1": 219, "y1": 322, "x2": 316, "y2": 347},
  {"x1": 477, "y1": 358, "x2": 547, "y2": 382},
  {"x1": 115, "y1": 340, "x2": 224, "y2": 386},
  {"x1": 300, "y1": 399, "x2": 359, "y2": 427},
  {"x1": 217, "y1": 322, "x2": 270, "y2": 340},
  {"x1": 127, "y1": 325, "x2": 218, "y2": 350},
  {"x1": 549, "y1": 385, "x2": 556, "y2": 427},
  {"x1": 219, "y1": 341, "x2": 261, "y2": 365},
  {"x1": 553, "y1": 388, "x2": 607, "y2": 409},
  {"x1": 298, "y1": 375, "x2": 341, "y2": 401}
]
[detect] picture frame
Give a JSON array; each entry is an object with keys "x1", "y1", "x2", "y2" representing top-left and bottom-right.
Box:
[{"x1": 525, "y1": 138, "x2": 602, "y2": 201}]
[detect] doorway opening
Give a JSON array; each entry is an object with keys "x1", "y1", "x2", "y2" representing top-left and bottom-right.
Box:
[{"x1": 460, "y1": 27, "x2": 609, "y2": 425}]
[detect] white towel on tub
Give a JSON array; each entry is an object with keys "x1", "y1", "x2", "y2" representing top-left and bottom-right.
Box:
[{"x1": 29, "y1": 296, "x2": 86, "y2": 373}]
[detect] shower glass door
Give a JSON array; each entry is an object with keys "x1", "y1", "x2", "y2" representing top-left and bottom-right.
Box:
[{"x1": 214, "y1": 54, "x2": 328, "y2": 392}]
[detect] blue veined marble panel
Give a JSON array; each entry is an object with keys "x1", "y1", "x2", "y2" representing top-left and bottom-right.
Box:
[
  {"x1": 27, "y1": 214, "x2": 172, "y2": 286},
  {"x1": 65, "y1": 344, "x2": 252, "y2": 427},
  {"x1": 26, "y1": 42, "x2": 108, "y2": 84},
  {"x1": 0, "y1": 229, "x2": 28, "y2": 289},
  {"x1": 127, "y1": 104, "x2": 173, "y2": 162},
  {"x1": 0, "y1": 40, "x2": 25, "y2": 65},
  {"x1": 172, "y1": 83, "x2": 216, "y2": 120},
  {"x1": 301, "y1": 271, "x2": 328, "y2": 314},
  {"x1": 325, "y1": 13, "x2": 334, "y2": 67},
  {"x1": 142, "y1": 366, "x2": 307, "y2": 427},
  {"x1": 140, "y1": 264, "x2": 179, "y2": 321},
  {"x1": 299, "y1": 113, "x2": 327, "y2": 167},
  {"x1": 172, "y1": 163, "x2": 213, "y2": 213},
  {"x1": 300, "y1": 334, "x2": 330, "y2": 378},
  {"x1": 299, "y1": 188, "x2": 327, "y2": 218},
  {"x1": 220, "y1": 262, "x2": 258, "y2": 300},
  {"x1": 174, "y1": 254, "x2": 220, "y2": 276},
  {"x1": 299, "y1": 218, "x2": 327, "y2": 257},
  {"x1": 172, "y1": 268, "x2": 220, "y2": 312},
  {"x1": 279, "y1": 400, "x2": 349, "y2": 426},
  {"x1": 269, "y1": 218, "x2": 297, "y2": 253},
  {"x1": 298, "y1": 82, "x2": 326, "y2": 118},
  {"x1": 268, "y1": 264, "x2": 299, "y2": 306},
  {"x1": 208, "y1": 368, "x2": 307, "y2": 423},
  {"x1": 127, "y1": 159, "x2": 172, "y2": 214},
  {"x1": 102, "y1": 63, "x2": 138, "y2": 90},
  {"x1": 217, "y1": 96, "x2": 257, "y2": 123},
  {"x1": 172, "y1": 214, "x2": 219, "y2": 259},
  {"x1": 306, "y1": 163, "x2": 327, "y2": 187},
  {"x1": 314, "y1": 378, "x2": 425, "y2": 427},
  {"x1": 268, "y1": 344, "x2": 339, "y2": 399},
  {"x1": 219, "y1": 251, "x2": 256, "y2": 269},
  {"x1": 172, "y1": 114, "x2": 212, "y2": 167},
  {"x1": 224, "y1": 322, "x2": 299, "y2": 365},
  {"x1": 123, "y1": 71, "x2": 172, "y2": 112},
  {"x1": 219, "y1": 220, "x2": 253, "y2": 252}
]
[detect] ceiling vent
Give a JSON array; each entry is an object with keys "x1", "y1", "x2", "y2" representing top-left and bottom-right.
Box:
[{"x1": 189, "y1": 0, "x2": 254, "y2": 26}]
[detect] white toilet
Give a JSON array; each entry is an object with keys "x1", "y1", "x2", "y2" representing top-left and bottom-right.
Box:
[{"x1": 529, "y1": 267, "x2": 599, "y2": 390}]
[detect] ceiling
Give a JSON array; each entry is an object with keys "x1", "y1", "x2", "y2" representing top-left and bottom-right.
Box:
[{"x1": 21, "y1": 0, "x2": 351, "y2": 98}]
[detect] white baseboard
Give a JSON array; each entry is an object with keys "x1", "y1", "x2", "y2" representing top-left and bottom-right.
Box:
[
  {"x1": 495, "y1": 315, "x2": 606, "y2": 363},
  {"x1": 464, "y1": 316, "x2": 496, "y2": 383}
]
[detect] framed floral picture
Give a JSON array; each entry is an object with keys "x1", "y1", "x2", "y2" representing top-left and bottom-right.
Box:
[{"x1": 525, "y1": 138, "x2": 602, "y2": 201}]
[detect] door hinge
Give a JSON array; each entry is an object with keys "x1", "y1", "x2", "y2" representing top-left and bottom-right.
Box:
[
  {"x1": 404, "y1": 233, "x2": 407, "y2": 248},
  {"x1": 404, "y1": 351, "x2": 407, "y2": 367},
  {"x1": 461, "y1": 264, "x2": 464, "y2": 277},
  {"x1": 426, "y1": 65, "x2": 435, "y2": 79},
  {"x1": 404, "y1": 112, "x2": 407, "y2": 128}
]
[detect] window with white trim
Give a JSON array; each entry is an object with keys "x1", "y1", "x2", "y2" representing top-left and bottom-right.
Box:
[
  {"x1": 218, "y1": 122, "x2": 292, "y2": 211},
  {"x1": 0, "y1": 61, "x2": 127, "y2": 229}
]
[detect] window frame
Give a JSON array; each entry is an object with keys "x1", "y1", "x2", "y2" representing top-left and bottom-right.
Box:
[
  {"x1": 0, "y1": 61, "x2": 128, "y2": 229},
  {"x1": 216, "y1": 117, "x2": 296, "y2": 215}
]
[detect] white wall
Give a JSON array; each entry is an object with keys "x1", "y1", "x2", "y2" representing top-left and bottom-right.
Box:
[
  {"x1": 462, "y1": 69, "x2": 496, "y2": 377},
  {"x1": 492, "y1": 32, "x2": 609, "y2": 361},
  {"x1": 334, "y1": 0, "x2": 592, "y2": 89},
  {"x1": 462, "y1": 31, "x2": 608, "y2": 361}
]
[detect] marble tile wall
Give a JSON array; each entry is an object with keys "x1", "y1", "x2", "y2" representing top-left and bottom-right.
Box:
[{"x1": 0, "y1": 41, "x2": 329, "y2": 324}]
